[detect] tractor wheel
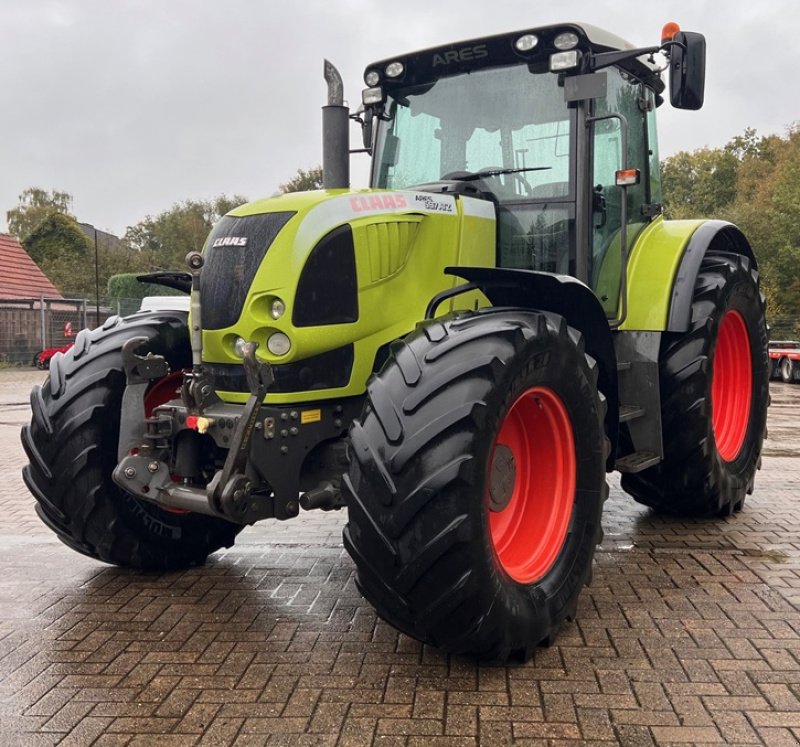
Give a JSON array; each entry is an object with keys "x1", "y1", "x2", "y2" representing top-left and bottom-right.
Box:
[
  {"x1": 343, "y1": 308, "x2": 607, "y2": 661},
  {"x1": 780, "y1": 357, "x2": 794, "y2": 383},
  {"x1": 621, "y1": 251, "x2": 769, "y2": 516},
  {"x1": 21, "y1": 311, "x2": 241, "y2": 570},
  {"x1": 33, "y1": 351, "x2": 48, "y2": 370}
]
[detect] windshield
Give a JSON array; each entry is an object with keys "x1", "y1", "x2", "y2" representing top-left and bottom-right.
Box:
[
  {"x1": 372, "y1": 64, "x2": 576, "y2": 273},
  {"x1": 373, "y1": 64, "x2": 574, "y2": 200}
]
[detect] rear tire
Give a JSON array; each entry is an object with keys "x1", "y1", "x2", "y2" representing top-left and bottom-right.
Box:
[
  {"x1": 21, "y1": 311, "x2": 241, "y2": 570},
  {"x1": 343, "y1": 309, "x2": 607, "y2": 661},
  {"x1": 621, "y1": 252, "x2": 768, "y2": 516},
  {"x1": 780, "y1": 357, "x2": 794, "y2": 383}
]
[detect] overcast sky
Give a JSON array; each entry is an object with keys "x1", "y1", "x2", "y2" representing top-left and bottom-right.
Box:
[{"x1": 2, "y1": 0, "x2": 798, "y2": 237}]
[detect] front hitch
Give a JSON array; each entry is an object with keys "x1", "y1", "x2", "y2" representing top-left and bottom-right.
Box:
[{"x1": 206, "y1": 342, "x2": 275, "y2": 521}]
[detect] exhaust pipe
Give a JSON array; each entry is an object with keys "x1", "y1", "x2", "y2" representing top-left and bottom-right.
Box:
[{"x1": 322, "y1": 59, "x2": 350, "y2": 189}]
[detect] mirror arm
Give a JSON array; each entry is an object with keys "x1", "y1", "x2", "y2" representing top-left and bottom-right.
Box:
[{"x1": 590, "y1": 45, "x2": 661, "y2": 72}]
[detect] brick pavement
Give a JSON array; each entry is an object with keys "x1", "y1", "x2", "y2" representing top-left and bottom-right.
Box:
[{"x1": 1, "y1": 368, "x2": 799, "y2": 746}]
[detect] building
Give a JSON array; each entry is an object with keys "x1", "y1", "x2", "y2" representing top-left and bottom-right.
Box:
[{"x1": 0, "y1": 232, "x2": 62, "y2": 299}]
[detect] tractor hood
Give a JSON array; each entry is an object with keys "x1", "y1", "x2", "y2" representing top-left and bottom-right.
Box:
[{"x1": 199, "y1": 188, "x2": 496, "y2": 404}]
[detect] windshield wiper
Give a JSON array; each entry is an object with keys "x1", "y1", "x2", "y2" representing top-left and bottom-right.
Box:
[{"x1": 450, "y1": 166, "x2": 552, "y2": 181}]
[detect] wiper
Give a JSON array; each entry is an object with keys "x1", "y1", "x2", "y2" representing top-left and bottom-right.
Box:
[{"x1": 450, "y1": 166, "x2": 552, "y2": 181}]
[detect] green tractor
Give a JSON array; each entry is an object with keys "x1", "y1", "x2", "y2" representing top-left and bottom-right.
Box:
[{"x1": 22, "y1": 22, "x2": 768, "y2": 661}]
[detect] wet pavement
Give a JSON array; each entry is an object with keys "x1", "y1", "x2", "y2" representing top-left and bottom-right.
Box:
[{"x1": 0, "y1": 368, "x2": 798, "y2": 746}]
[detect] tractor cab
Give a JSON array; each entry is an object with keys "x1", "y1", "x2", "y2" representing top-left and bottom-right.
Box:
[{"x1": 362, "y1": 23, "x2": 704, "y2": 320}]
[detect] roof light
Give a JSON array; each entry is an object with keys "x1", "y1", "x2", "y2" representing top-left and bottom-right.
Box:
[
  {"x1": 661, "y1": 21, "x2": 681, "y2": 44},
  {"x1": 385, "y1": 61, "x2": 404, "y2": 78},
  {"x1": 362, "y1": 87, "x2": 383, "y2": 105},
  {"x1": 553, "y1": 31, "x2": 579, "y2": 50},
  {"x1": 616, "y1": 168, "x2": 641, "y2": 186},
  {"x1": 515, "y1": 34, "x2": 539, "y2": 52},
  {"x1": 364, "y1": 70, "x2": 380, "y2": 86},
  {"x1": 549, "y1": 50, "x2": 580, "y2": 71}
]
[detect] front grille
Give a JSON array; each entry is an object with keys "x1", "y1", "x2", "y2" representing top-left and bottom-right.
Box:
[
  {"x1": 205, "y1": 344, "x2": 355, "y2": 394},
  {"x1": 200, "y1": 212, "x2": 295, "y2": 330}
]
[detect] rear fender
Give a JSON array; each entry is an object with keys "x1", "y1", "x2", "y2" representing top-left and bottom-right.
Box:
[
  {"x1": 666, "y1": 220, "x2": 758, "y2": 332},
  {"x1": 445, "y1": 266, "x2": 619, "y2": 470},
  {"x1": 620, "y1": 217, "x2": 758, "y2": 332}
]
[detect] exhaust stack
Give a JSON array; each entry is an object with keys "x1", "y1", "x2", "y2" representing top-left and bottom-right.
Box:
[{"x1": 322, "y1": 60, "x2": 350, "y2": 189}]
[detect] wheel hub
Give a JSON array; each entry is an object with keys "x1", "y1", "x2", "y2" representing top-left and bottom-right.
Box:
[{"x1": 489, "y1": 443, "x2": 516, "y2": 511}]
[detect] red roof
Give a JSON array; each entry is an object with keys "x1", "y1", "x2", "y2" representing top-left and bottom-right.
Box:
[{"x1": 0, "y1": 233, "x2": 62, "y2": 299}]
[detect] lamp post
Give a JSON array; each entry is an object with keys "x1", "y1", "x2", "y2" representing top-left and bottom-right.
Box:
[{"x1": 94, "y1": 228, "x2": 100, "y2": 327}]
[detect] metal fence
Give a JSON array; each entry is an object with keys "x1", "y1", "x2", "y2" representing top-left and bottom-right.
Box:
[
  {"x1": 1, "y1": 295, "x2": 798, "y2": 367},
  {"x1": 0, "y1": 296, "x2": 146, "y2": 366}
]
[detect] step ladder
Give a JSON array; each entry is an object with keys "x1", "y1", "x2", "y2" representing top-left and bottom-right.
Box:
[{"x1": 613, "y1": 333, "x2": 663, "y2": 474}]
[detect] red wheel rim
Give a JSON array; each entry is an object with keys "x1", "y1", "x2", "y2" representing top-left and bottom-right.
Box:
[
  {"x1": 711, "y1": 310, "x2": 752, "y2": 462},
  {"x1": 488, "y1": 387, "x2": 576, "y2": 583}
]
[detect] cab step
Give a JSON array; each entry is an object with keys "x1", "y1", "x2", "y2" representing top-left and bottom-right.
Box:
[
  {"x1": 615, "y1": 450, "x2": 661, "y2": 473},
  {"x1": 619, "y1": 404, "x2": 645, "y2": 422}
]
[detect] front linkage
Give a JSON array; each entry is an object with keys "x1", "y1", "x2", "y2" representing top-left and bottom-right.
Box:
[
  {"x1": 113, "y1": 340, "x2": 360, "y2": 524},
  {"x1": 112, "y1": 254, "x2": 360, "y2": 526}
]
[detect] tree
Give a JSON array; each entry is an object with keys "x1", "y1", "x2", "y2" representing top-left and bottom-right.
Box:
[
  {"x1": 662, "y1": 125, "x2": 800, "y2": 323},
  {"x1": 661, "y1": 147, "x2": 739, "y2": 219},
  {"x1": 7, "y1": 187, "x2": 74, "y2": 242},
  {"x1": 280, "y1": 166, "x2": 323, "y2": 193},
  {"x1": 23, "y1": 213, "x2": 93, "y2": 294},
  {"x1": 124, "y1": 195, "x2": 247, "y2": 270}
]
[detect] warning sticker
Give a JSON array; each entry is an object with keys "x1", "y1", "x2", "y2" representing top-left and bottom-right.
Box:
[{"x1": 300, "y1": 409, "x2": 322, "y2": 425}]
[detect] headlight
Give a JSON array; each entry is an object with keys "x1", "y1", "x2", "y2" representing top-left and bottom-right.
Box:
[
  {"x1": 270, "y1": 298, "x2": 286, "y2": 320},
  {"x1": 553, "y1": 32, "x2": 579, "y2": 50},
  {"x1": 362, "y1": 87, "x2": 384, "y2": 105},
  {"x1": 515, "y1": 34, "x2": 539, "y2": 52},
  {"x1": 364, "y1": 70, "x2": 380, "y2": 86},
  {"x1": 267, "y1": 332, "x2": 291, "y2": 356},
  {"x1": 384, "y1": 61, "x2": 404, "y2": 78},
  {"x1": 233, "y1": 337, "x2": 248, "y2": 358},
  {"x1": 550, "y1": 50, "x2": 580, "y2": 71}
]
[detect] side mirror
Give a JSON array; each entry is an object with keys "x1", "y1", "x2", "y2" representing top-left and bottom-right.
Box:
[{"x1": 669, "y1": 31, "x2": 706, "y2": 110}]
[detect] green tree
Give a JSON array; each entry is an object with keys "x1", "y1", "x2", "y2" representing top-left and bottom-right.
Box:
[
  {"x1": 124, "y1": 195, "x2": 247, "y2": 270},
  {"x1": 23, "y1": 213, "x2": 92, "y2": 294},
  {"x1": 7, "y1": 187, "x2": 74, "y2": 242},
  {"x1": 662, "y1": 125, "x2": 800, "y2": 322},
  {"x1": 280, "y1": 166, "x2": 323, "y2": 193},
  {"x1": 661, "y1": 147, "x2": 739, "y2": 219}
]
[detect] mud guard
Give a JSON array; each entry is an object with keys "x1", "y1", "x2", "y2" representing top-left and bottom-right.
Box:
[
  {"x1": 444, "y1": 266, "x2": 619, "y2": 470},
  {"x1": 667, "y1": 221, "x2": 758, "y2": 332}
]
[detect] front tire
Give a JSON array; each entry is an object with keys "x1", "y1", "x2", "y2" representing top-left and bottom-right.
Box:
[
  {"x1": 343, "y1": 309, "x2": 607, "y2": 661},
  {"x1": 21, "y1": 311, "x2": 241, "y2": 570},
  {"x1": 621, "y1": 251, "x2": 768, "y2": 516}
]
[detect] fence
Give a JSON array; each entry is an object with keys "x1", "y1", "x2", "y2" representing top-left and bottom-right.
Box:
[
  {"x1": 0, "y1": 296, "x2": 146, "y2": 365},
  {"x1": 1, "y1": 295, "x2": 798, "y2": 367}
]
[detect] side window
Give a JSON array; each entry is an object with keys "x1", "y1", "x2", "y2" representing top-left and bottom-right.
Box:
[{"x1": 590, "y1": 68, "x2": 650, "y2": 314}]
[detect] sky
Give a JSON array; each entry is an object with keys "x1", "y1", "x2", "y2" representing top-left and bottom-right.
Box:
[{"x1": 1, "y1": 0, "x2": 798, "y2": 237}]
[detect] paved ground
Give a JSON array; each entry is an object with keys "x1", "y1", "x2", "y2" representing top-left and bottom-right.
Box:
[{"x1": 0, "y1": 367, "x2": 798, "y2": 746}]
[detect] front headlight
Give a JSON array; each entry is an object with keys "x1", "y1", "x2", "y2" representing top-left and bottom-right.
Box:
[
  {"x1": 267, "y1": 332, "x2": 291, "y2": 356},
  {"x1": 270, "y1": 298, "x2": 286, "y2": 320}
]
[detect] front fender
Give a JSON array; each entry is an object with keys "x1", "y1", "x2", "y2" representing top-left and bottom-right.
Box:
[{"x1": 445, "y1": 266, "x2": 618, "y2": 470}]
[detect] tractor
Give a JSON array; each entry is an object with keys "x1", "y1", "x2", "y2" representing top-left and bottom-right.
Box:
[{"x1": 22, "y1": 22, "x2": 769, "y2": 661}]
